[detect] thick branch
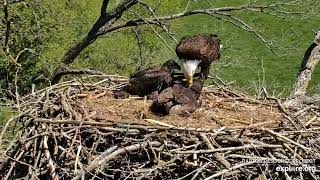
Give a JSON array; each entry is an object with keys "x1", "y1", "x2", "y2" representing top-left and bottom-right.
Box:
[
  {"x1": 43, "y1": 134, "x2": 59, "y2": 180},
  {"x1": 51, "y1": 0, "x2": 139, "y2": 84},
  {"x1": 290, "y1": 31, "x2": 320, "y2": 98},
  {"x1": 62, "y1": 0, "x2": 138, "y2": 65},
  {"x1": 100, "y1": 0, "x2": 110, "y2": 17},
  {"x1": 73, "y1": 141, "x2": 161, "y2": 180},
  {"x1": 102, "y1": 2, "x2": 303, "y2": 35},
  {"x1": 50, "y1": 66, "x2": 108, "y2": 84}
]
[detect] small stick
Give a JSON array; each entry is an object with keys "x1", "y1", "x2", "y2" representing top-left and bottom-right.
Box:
[
  {"x1": 4, "y1": 141, "x2": 32, "y2": 180},
  {"x1": 204, "y1": 161, "x2": 255, "y2": 179},
  {"x1": 90, "y1": 91, "x2": 108, "y2": 99},
  {"x1": 75, "y1": 145, "x2": 82, "y2": 174},
  {"x1": 293, "y1": 105, "x2": 315, "y2": 117},
  {"x1": 73, "y1": 141, "x2": 161, "y2": 180},
  {"x1": 43, "y1": 133, "x2": 59, "y2": 180},
  {"x1": 200, "y1": 133, "x2": 231, "y2": 168},
  {"x1": 70, "y1": 93, "x2": 89, "y2": 98},
  {"x1": 144, "y1": 119, "x2": 175, "y2": 128},
  {"x1": 271, "y1": 97, "x2": 299, "y2": 129},
  {"x1": 33, "y1": 118, "x2": 113, "y2": 126},
  {"x1": 261, "y1": 128, "x2": 311, "y2": 152},
  {"x1": 282, "y1": 143, "x2": 303, "y2": 160},
  {"x1": 4, "y1": 154, "x2": 37, "y2": 171},
  {"x1": 304, "y1": 116, "x2": 318, "y2": 127},
  {"x1": 232, "y1": 120, "x2": 275, "y2": 129},
  {"x1": 283, "y1": 171, "x2": 292, "y2": 180},
  {"x1": 117, "y1": 124, "x2": 230, "y2": 133},
  {"x1": 190, "y1": 162, "x2": 211, "y2": 180},
  {"x1": 174, "y1": 144, "x2": 282, "y2": 154}
]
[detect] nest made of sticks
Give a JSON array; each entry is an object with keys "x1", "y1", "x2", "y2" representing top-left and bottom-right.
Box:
[{"x1": 0, "y1": 75, "x2": 319, "y2": 180}]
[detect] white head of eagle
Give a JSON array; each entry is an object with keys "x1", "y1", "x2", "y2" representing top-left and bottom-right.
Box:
[{"x1": 176, "y1": 34, "x2": 221, "y2": 86}]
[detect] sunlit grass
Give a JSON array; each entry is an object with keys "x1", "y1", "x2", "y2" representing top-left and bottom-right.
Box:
[
  {"x1": 0, "y1": 107, "x2": 16, "y2": 150},
  {"x1": 6, "y1": 0, "x2": 319, "y2": 96},
  {"x1": 0, "y1": 107, "x2": 15, "y2": 126}
]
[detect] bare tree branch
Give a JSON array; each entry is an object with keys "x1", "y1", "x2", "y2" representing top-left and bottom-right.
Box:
[
  {"x1": 129, "y1": 10, "x2": 175, "y2": 54},
  {"x1": 213, "y1": 11, "x2": 277, "y2": 54},
  {"x1": 51, "y1": 0, "x2": 139, "y2": 84},
  {"x1": 62, "y1": 0, "x2": 139, "y2": 66},
  {"x1": 288, "y1": 31, "x2": 320, "y2": 99},
  {"x1": 51, "y1": 0, "x2": 305, "y2": 84},
  {"x1": 138, "y1": 1, "x2": 178, "y2": 44},
  {"x1": 132, "y1": 27, "x2": 144, "y2": 71},
  {"x1": 51, "y1": 68, "x2": 107, "y2": 84},
  {"x1": 284, "y1": 30, "x2": 320, "y2": 107},
  {"x1": 100, "y1": 0, "x2": 110, "y2": 17},
  {"x1": 102, "y1": 1, "x2": 303, "y2": 41}
]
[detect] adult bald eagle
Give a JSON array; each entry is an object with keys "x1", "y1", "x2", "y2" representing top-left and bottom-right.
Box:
[
  {"x1": 150, "y1": 79, "x2": 204, "y2": 116},
  {"x1": 176, "y1": 34, "x2": 221, "y2": 86},
  {"x1": 125, "y1": 60, "x2": 180, "y2": 99}
]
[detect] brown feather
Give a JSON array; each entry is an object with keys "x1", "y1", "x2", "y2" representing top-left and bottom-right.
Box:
[
  {"x1": 176, "y1": 34, "x2": 221, "y2": 78},
  {"x1": 150, "y1": 80, "x2": 204, "y2": 116},
  {"x1": 176, "y1": 34, "x2": 221, "y2": 64},
  {"x1": 126, "y1": 60, "x2": 180, "y2": 97}
]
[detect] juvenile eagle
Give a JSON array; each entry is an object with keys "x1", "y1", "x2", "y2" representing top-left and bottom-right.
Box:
[
  {"x1": 126, "y1": 60, "x2": 180, "y2": 99},
  {"x1": 150, "y1": 79, "x2": 204, "y2": 116},
  {"x1": 176, "y1": 34, "x2": 221, "y2": 86}
]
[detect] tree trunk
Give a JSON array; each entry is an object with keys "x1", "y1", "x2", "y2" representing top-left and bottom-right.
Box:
[
  {"x1": 50, "y1": 0, "x2": 139, "y2": 84},
  {"x1": 51, "y1": 25, "x2": 101, "y2": 84},
  {"x1": 62, "y1": 37, "x2": 94, "y2": 65},
  {"x1": 285, "y1": 31, "x2": 320, "y2": 106},
  {"x1": 290, "y1": 43, "x2": 320, "y2": 97}
]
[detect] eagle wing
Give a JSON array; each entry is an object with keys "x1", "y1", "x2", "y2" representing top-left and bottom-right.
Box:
[
  {"x1": 172, "y1": 84, "x2": 195, "y2": 104},
  {"x1": 156, "y1": 87, "x2": 174, "y2": 103},
  {"x1": 128, "y1": 67, "x2": 172, "y2": 96},
  {"x1": 130, "y1": 66, "x2": 161, "y2": 78},
  {"x1": 150, "y1": 87, "x2": 174, "y2": 116},
  {"x1": 150, "y1": 83, "x2": 202, "y2": 116}
]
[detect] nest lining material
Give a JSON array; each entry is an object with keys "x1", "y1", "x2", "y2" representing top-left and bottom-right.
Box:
[{"x1": 0, "y1": 74, "x2": 319, "y2": 179}]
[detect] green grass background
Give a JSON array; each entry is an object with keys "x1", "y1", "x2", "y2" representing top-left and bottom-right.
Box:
[
  {"x1": 67, "y1": 0, "x2": 320, "y2": 95},
  {"x1": 1, "y1": 0, "x2": 320, "y2": 123}
]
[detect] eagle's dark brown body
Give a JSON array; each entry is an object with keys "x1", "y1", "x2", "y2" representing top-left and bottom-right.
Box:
[
  {"x1": 150, "y1": 79, "x2": 204, "y2": 116},
  {"x1": 126, "y1": 60, "x2": 180, "y2": 99},
  {"x1": 176, "y1": 34, "x2": 221, "y2": 80}
]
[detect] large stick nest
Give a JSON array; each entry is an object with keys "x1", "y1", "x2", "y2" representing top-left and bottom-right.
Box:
[{"x1": 0, "y1": 75, "x2": 319, "y2": 180}]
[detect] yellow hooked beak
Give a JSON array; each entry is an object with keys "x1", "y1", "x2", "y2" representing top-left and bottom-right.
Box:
[{"x1": 186, "y1": 76, "x2": 193, "y2": 87}]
